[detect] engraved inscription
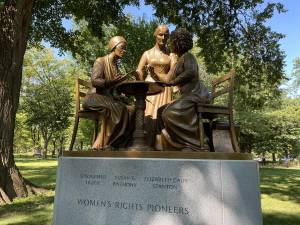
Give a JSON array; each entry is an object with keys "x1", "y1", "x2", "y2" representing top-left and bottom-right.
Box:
[
  {"x1": 80, "y1": 173, "x2": 107, "y2": 186},
  {"x1": 113, "y1": 175, "x2": 137, "y2": 188},
  {"x1": 143, "y1": 176, "x2": 189, "y2": 190},
  {"x1": 77, "y1": 198, "x2": 190, "y2": 216}
]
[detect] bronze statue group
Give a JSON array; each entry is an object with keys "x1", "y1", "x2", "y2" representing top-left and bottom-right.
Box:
[{"x1": 83, "y1": 26, "x2": 210, "y2": 151}]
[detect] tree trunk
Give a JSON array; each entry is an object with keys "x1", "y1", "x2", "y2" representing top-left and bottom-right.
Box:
[
  {"x1": 284, "y1": 149, "x2": 289, "y2": 159},
  {"x1": 43, "y1": 139, "x2": 49, "y2": 159},
  {"x1": 30, "y1": 126, "x2": 40, "y2": 150},
  {"x1": 52, "y1": 140, "x2": 56, "y2": 158},
  {"x1": 272, "y1": 152, "x2": 276, "y2": 162},
  {"x1": 58, "y1": 136, "x2": 65, "y2": 157},
  {"x1": 43, "y1": 129, "x2": 53, "y2": 159},
  {"x1": 0, "y1": 0, "x2": 35, "y2": 204}
]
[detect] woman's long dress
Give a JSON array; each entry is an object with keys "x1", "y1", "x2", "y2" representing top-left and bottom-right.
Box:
[
  {"x1": 140, "y1": 48, "x2": 174, "y2": 119},
  {"x1": 137, "y1": 49, "x2": 177, "y2": 147}
]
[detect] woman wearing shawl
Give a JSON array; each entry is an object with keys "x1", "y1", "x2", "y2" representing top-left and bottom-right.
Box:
[{"x1": 83, "y1": 36, "x2": 131, "y2": 150}]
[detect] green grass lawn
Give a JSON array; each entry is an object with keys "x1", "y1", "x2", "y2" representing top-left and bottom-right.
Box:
[
  {"x1": 0, "y1": 157, "x2": 57, "y2": 225},
  {"x1": 0, "y1": 156, "x2": 299, "y2": 225},
  {"x1": 260, "y1": 167, "x2": 300, "y2": 225}
]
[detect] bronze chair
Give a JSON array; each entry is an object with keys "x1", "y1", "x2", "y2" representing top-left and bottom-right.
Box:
[
  {"x1": 197, "y1": 69, "x2": 240, "y2": 152},
  {"x1": 69, "y1": 78, "x2": 100, "y2": 151}
]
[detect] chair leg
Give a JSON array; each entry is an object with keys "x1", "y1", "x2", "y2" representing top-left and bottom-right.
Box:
[
  {"x1": 229, "y1": 114, "x2": 240, "y2": 152},
  {"x1": 198, "y1": 112, "x2": 206, "y2": 149},
  {"x1": 205, "y1": 120, "x2": 214, "y2": 152},
  {"x1": 69, "y1": 116, "x2": 79, "y2": 151},
  {"x1": 94, "y1": 119, "x2": 99, "y2": 142}
]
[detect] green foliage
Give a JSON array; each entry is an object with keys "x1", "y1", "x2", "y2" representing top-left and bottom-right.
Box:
[
  {"x1": 7, "y1": 0, "x2": 294, "y2": 156},
  {"x1": 14, "y1": 112, "x2": 33, "y2": 153},
  {"x1": 145, "y1": 0, "x2": 286, "y2": 109},
  {"x1": 72, "y1": 17, "x2": 159, "y2": 76},
  {"x1": 292, "y1": 58, "x2": 300, "y2": 82},
  {"x1": 236, "y1": 98, "x2": 300, "y2": 157},
  {"x1": 29, "y1": 0, "x2": 139, "y2": 53},
  {"x1": 71, "y1": 119, "x2": 95, "y2": 151},
  {"x1": 20, "y1": 47, "x2": 73, "y2": 154},
  {"x1": 289, "y1": 57, "x2": 300, "y2": 96},
  {"x1": 0, "y1": 1, "x2": 4, "y2": 11},
  {"x1": 190, "y1": 43, "x2": 214, "y2": 89},
  {"x1": 26, "y1": 0, "x2": 287, "y2": 109}
]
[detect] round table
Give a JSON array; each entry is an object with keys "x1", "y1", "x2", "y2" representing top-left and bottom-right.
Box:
[{"x1": 116, "y1": 81, "x2": 164, "y2": 151}]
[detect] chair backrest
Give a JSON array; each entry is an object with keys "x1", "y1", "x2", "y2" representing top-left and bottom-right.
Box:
[
  {"x1": 210, "y1": 69, "x2": 235, "y2": 109},
  {"x1": 75, "y1": 77, "x2": 92, "y2": 113}
]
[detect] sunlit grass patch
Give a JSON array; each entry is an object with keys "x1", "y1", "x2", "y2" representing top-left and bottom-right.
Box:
[
  {"x1": 260, "y1": 168, "x2": 300, "y2": 225},
  {"x1": 0, "y1": 156, "x2": 58, "y2": 225},
  {"x1": 0, "y1": 192, "x2": 54, "y2": 225},
  {"x1": 15, "y1": 157, "x2": 58, "y2": 189}
]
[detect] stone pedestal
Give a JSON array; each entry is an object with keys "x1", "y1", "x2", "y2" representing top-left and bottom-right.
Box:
[{"x1": 53, "y1": 152, "x2": 262, "y2": 225}]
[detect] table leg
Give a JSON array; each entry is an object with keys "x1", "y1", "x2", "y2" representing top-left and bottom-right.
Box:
[{"x1": 128, "y1": 90, "x2": 153, "y2": 151}]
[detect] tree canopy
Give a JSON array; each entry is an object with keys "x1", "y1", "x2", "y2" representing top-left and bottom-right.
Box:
[
  {"x1": 29, "y1": 0, "x2": 138, "y2": 52},
  {"x1": 71, "y1": 17, "x2": 159, "y2": 74},
  {"x1": 290, "y1": 58, "x2": 300, "y2": 96},
  {"x1": 21, "y1": 47, "x2": 73, "y2": 157},
  {"x1": 237, "y1": 97, "x2": 300, "y2": 158},
  {"x1": 26, "y1": 0, "x2": 287, "y2": 109},
  {"x1": 145, "y1": 0, "x2": 286, "y2": 109}
]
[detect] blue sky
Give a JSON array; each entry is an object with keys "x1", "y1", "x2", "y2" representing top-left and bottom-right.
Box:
[
  {"x1": 264, "y1": 0, "x2": 300, "y2": 75},
  {"x1": 124, "y1": 0, "x2": 300, "y2": 76}
]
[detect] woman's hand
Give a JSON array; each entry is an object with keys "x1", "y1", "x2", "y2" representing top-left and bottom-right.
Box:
[
  {"x1": 114, "y1": 74, "x2": 127, "y2": 83},
  {"x1": 147, "y1": 66, "x2": 160, "y2": 81},
  {"x1": 132, "y1": 71, "x2": 141, "y2": 80},
  {"x1": 112, "y1": 75, "x2": 127, "y2": 86},
  {"x1": 105, "y1": 74, "x2": 127, "y2": 88},
  {"x1": 113, "y1": 93, "x2": 131, "y2": 104}
]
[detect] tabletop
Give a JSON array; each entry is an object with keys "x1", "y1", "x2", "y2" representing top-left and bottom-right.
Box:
[{"x1": 115, "y1": 81, "x2": 164, "y2": 96}]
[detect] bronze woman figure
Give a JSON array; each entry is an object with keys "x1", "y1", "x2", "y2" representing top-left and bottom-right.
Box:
[
  {"x1": 83, "y1": 36, "x2": 131, "y2": 150},
  {"x1": 157, "y1": 28, "x2": 210, "y2": 151},
  {"x1": 136, "y1": 25, "x2": 177, "y2": 147},
  {"x1": 136, "y1": 25, "x2": 178, "y2": 117}
]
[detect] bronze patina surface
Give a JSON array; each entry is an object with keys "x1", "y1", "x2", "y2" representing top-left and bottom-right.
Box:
[
  {"x1": 136, "y1": 25, "x2": 178, "y2": 148},
  {"x1": 116, "y1": 81, "x2": 164, "y2": 96},
  {"x1": 156, "y1": 28, "x2": 210, "y2": 151},
  {"x1": 116, "y1": 81, "x2": 164, "y2": 151},
  {"x1": 136, "y1": 25, "x2": 177, "y2": 117},
  {"x1": 63, "y1": 151, "x2": 252, "y2": 160},
  {"x1": 82, "y1": 36, "x2": 131, "y2": 150},
  {"x1": 69, "y1": 29, "x2": 243, "y2": 153}
]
